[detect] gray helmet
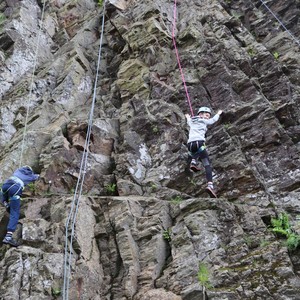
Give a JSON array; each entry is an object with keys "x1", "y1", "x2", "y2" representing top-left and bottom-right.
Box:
[{"x1": 197, "y1": 106, "x2": 212, "y2": 115}]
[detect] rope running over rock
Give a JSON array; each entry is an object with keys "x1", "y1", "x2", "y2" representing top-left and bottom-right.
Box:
[
  {"x1": 19, "y1": 0, "x2": 47, "y2": 167},
  {"x1": 62, "y1": 1, "x2": 107, "y2": 299},
  {"x1": 258, "y1": 0, "x2": 300, "y2": 47},
  {"x1": 172, "y1": 0, "x2": 194, "y2": 116}
]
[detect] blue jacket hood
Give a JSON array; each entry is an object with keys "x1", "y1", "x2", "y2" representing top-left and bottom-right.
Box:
[{"x1": 12, "y1": 166, "x2": 39, "y2": 185}]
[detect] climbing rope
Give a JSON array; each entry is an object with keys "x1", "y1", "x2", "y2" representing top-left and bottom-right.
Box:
[
  {"x1": 62, "y1": 1, "x2": 107, "y2": 299},
  {"x1": 172, "y1": 0, "x2": 194, "y2": 116},
  {"x1": 19, "y1": 0, "x2": 47, "y2": 167},
  {"x1": 258, "y1": 0, "x2": 300, "y2": 47}
]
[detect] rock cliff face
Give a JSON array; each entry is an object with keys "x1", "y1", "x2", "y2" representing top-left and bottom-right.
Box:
[{"x1": 1, "y1": 0, "x2": 300, "y2": 299}]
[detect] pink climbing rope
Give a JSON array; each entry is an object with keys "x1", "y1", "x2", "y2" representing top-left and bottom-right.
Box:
[{"x1": 172, "y1": 0, "x2": 194, "y2": 116}]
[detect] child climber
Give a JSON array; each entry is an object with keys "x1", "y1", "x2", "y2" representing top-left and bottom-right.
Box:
[
  {"x1": 185, "y1": 107, "x2": 222, "y2": 198},
  {"x1": 1, "y1": 166, "x2": 39, "y2": 247}
]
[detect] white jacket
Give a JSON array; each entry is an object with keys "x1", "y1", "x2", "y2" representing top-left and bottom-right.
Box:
[{"x1": 187, "y1": 114, "x2": 220, "y2": 143}]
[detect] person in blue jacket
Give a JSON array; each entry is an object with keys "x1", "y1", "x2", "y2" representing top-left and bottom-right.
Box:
[
  {"x1": 1, "y1": 166, "x2": 39, "y2": 247},
  {"x1": 186, "y1": 107, "x2": 222, "y2": 198}
]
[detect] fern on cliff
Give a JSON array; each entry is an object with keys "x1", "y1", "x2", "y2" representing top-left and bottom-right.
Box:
[{"x1": 270, "y1": 213, "x2": 300, "y2": 251}]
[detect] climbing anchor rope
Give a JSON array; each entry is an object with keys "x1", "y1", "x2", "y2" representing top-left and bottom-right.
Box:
[
  {"x1": 19, "y1": 0, "x2": 47, "y2": 167},
  {"x1": 172, "y1": 0, "x2": 194, "y2": 117},
  {"x1": 62, "y1": 1, "x2": 107, "y2": 299},
  {"x1": 258, "y1": 0, "x2": 300, "y2": 48}
]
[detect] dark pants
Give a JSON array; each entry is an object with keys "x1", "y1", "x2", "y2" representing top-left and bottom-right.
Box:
[
  {"x1": 188, "y1": 140, "x2": 213, "y2": 182},
  {"x1": 2, "y1": 181, "x2": 23, "y2": 232}
]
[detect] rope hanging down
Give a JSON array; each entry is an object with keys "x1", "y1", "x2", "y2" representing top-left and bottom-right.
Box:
[
  {"x1": 62, "y1": 2, "x2": 107, "y2": 299},
  {"x1": 172, "y1": 0, "x2": 194, "y2": 116},
  {"x1": 258, "y1": 0, "x2": 300, "y2": 48},
  {"x1": 19, "y1": 0, "x2": 47, "y2": 167}
]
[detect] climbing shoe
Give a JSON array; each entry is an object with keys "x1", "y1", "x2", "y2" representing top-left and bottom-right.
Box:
[
  {"x1": 190, "y1": 159, "x2": 201, "y2": 172},
  {"x1": 206, "y1": 186, "x2": 217, "y2": 198},
  {"x1": 2, "y1": 236, "x2": 19, "y2": 247}
]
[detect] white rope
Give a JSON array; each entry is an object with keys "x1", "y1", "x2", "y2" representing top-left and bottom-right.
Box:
[
  {"x1": 258, "y1": 0, "x2": 300, "y2": 47},
  {"x1": 62, "y1": 1, "x2": 107, "y2": 299},
  {"x1": 19, "y1": 0, "x2": 47, "y2": 167}
]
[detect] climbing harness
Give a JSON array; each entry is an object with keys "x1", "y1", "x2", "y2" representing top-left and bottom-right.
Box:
[
  {"x1": 172, "y1": 0, "x2": 194, "y2": 116},
  {"x1": 258, "y1": 0, "x2": 300, "y2": 47},
  {"x1": 62, "y1": 2, "x2": 107, "y2": 299},
  {"x1": 1, "y1": 178, "x2": 24, "y2": 197},
  {"x1": 188, "y1": 141, "x2": 206, "y2": 155},
  {"x1": 0, "y1": 181, "x2": 23, "y2": 210},
  {"x1": 9, "y1": 176, "x2": 25, "y2": 188},
  {"x1": 19, "y1": 0, "x2": 47, "y2": 167}
]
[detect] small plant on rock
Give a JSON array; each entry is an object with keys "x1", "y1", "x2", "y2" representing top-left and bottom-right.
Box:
[
  {"x1": 270, "y1": 213, "x2": 291, "y2": 237},
  {"x1": 197, "y1": 263, "x2": 212, "y2": 298},
  {"x1": 150, "y1": 182, "x2": 157, "y2": 192},
  {"x1": 286, "y1": 233, "x2": 300, "y2": 251},
  {"x1": 98, "y1": 0, "x2": 105, "y2": 7},
  {"x1": 170, "y1": 195, "x2": 183, "y2": 204},
  {"x1": 163, "y1": 229, "x2": 171, "y2": 241},
  {"x1": 27, "y1": 182, "x2": 36, "y2": 194},
  {"x1": 270, "y1": 213, "x2": 300, "y2": 251},
  {"x1": 105, "y1": 183, "x2": 117, "y2": 195},
  {"x1": 51, "y1": 286, "x2": 61, "y2": 298},
  {"x1": 247, "y1": 47, "x2": 256, "y2": 57},
  {"x1": 273, "y1": 51, "x2": 280, "y2": 60}
]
